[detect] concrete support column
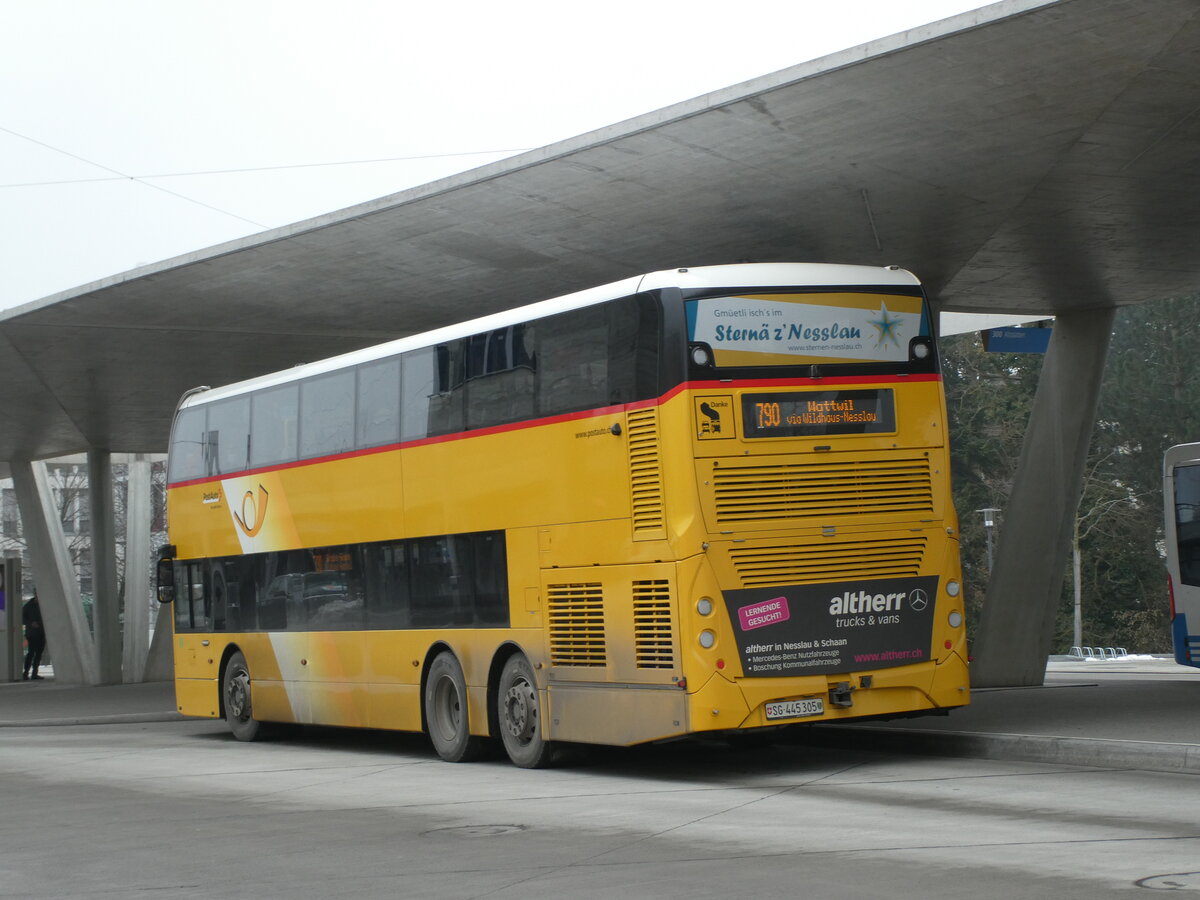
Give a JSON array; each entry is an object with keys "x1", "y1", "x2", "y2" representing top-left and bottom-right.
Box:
[
  {"x1": 971, "y1": 307, "x2": 1115, "y2": 687},
  {"x1": 143, "y1": 611, "x2": 175, "y2": 683},
  {"x1": 89, "y1": 450, "x2": 122, "y2": 684},
  {"x1": 122, "y1": 454, "x2": 151, "y2": 682},
  {"x1": 10, "y1": 459, "x2": 97, "y2": 684}
]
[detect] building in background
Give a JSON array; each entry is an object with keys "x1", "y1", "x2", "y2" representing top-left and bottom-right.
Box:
[{"x1": 0, "y1": 454, "x2": 168, "y2": 634}]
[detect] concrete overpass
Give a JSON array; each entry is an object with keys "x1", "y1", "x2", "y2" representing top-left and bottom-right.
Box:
[{"x1": 3, "y1": 0, "x2": 1198, "y2": 686}]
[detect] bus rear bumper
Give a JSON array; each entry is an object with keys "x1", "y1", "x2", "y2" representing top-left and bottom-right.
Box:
[{"x1": 690, "y1": 654, "x2": 971, "y2": 733}]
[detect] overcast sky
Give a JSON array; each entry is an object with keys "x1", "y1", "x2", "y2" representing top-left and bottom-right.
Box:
[{"x1": 1, "y1": 0, "x2": 992, "y2": 312}]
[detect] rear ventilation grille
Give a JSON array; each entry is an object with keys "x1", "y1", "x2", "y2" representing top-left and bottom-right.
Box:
[
  {"x1": 632, "y1": 579, "x2": 675, "y2": 669},
  {"x1": 627, "y1": 409, "x2": 666, "y2": 537},
  {"x1": 547, "y1": 583, "x2": 607, "y2": 667},
  {"x1": 730, "y1": 537, "x2": 928, "y2": 587},
  {"x1": 713, "y1": 457, "x2": 934, "y2": 525}
]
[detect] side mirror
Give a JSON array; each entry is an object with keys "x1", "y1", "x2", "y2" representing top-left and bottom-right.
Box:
[{"x1": 156, "y1": 558, "x2": 176, "y2": 605}]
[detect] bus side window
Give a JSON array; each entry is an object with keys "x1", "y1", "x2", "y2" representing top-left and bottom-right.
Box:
[
  {"x1": 173, "y1": 561, "x2": 208, "y2": 631},
  {"x1": 400, "y1": 343, "x2": 471, "y2": 439},
  {"x1": 222, "y1": 558, "x2": 245, "y2": 632},
  {"x1": 301, "y1": 370, "x2": 355, "y2": 459},
  {"x1": 465, "y1": 325, "x2": 535, "y2": 430},
  {"x1": 357, "y1": 357, "x2": 401, "y2": 448},
  {"x1": 429, "y1": 341, "x2": 466, "y2": 437},
  {"x1": 257, "y1": 553, "x2": 290, "y2": 630},
  {"x1": 251, "y1": 384, "x2": 299, "y2": 468},
  {"x1": 536, "y1": 306, "x2": 608, "y2": 417},
  {"x1": 410, "y1": 536, "x2": 457, "y2": 626},
  {"x1": 206, "y1": 397, "x2": 251, "y2": 475},
  {"x1": 168, "y1": 407, "x2": 207, "y2": 483},
  {"x1": 363, "y1": 542, "x2": 410, "y2": 629},
  {"x1": 210, "y1": 563, "x2": 226, "y2": 631},
  {"x1": 307, "y1": 546, "x2": 364, "y2": 630},
  {"x1": 469, "y1": 532, "x2": 508, "y2": 627},
  {"x1": 607, "y1": 294, "x2": 660, "y2": 404}
]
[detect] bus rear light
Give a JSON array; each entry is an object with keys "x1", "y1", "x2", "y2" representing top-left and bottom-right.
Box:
[
  {"x1": 1168, "y1": 574, "x2": 1177, "y2": 621},
  {"x1": 696, "y1": 597, "x2": 714, "y2": 616},
  {"x1": 716, "y1": 658, "x2": 725, "y2": 669},
  {"x1": 699, "y1": 630, "x2": 716, "y2": 649},
  {"x1": 944, "y1": 640, "x2": 953, "y2": 650},
  {"x1": 946, "y1": 580, "x2": 961, "y2": 597},
  {"x1": 948, "y1": 611, "x2": 963, "y2": 628}
]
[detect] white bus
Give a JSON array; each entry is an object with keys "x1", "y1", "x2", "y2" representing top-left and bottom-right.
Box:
[{"x1": 1163, "y1": 442, "x2": 1200, "y2": 668}]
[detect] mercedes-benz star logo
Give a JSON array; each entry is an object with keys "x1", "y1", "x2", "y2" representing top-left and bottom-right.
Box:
[{"x1": 908, "y1": 588, "x2": 929, "y2": 612}]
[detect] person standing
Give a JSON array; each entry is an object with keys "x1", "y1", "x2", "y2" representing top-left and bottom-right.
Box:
[{"x1": 22, "y1": 595, "x2": 45, "y2": 681}]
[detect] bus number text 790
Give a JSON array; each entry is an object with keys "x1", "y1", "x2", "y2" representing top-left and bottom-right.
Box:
[{"x1": 755, "y1": 402, "x2": 782, "y2": 430}]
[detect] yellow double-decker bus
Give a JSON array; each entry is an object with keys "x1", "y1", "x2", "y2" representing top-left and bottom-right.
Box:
[{"x1": 157, "y1": 263, "x2": 969, "y2": 766}]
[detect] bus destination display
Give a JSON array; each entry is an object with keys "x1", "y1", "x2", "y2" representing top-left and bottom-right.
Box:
[{"x1": 742, "y1": 389, "x2": 895, "y2": 438}]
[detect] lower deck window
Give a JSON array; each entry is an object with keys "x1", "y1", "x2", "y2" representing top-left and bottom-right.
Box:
[{"x1": 174, "y1": 531, "x2": 508, "y2": 632}]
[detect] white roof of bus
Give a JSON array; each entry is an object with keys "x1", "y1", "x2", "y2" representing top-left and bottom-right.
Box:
[{"x1": 181, "y1": 262, "x2": 920, "y2": 409}]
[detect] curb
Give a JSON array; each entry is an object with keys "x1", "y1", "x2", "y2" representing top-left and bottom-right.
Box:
[
  {"x1": 0, "y1": 712, "x2": 185, "y2": 728},
  {"x1": 797, "y1": 724, "x2": 1200, "y2": 776}
]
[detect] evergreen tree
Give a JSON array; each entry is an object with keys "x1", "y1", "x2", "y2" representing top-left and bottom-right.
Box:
[{"x1": 941, "y1": 331, "x2": 1042, "y2": 640}]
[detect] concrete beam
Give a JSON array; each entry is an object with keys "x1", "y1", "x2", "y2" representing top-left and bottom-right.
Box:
[
  {"x1": 10, "y1": 459, "x2": 97, "y2": 684},
  {"x1": 971, "y1": 307, "x2": 1115, "y2": 687}
]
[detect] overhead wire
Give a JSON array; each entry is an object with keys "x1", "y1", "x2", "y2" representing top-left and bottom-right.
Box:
[
  {"x1": 0, "y1": 124, "x2": 533, "y2": 228},
  {"x1": 1, "y1": 124, "x2": 267, "y2": 227}
]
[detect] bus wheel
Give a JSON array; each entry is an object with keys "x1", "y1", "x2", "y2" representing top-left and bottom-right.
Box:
[
  {"x1": 425, "y1": 651, "x2": 487, "y2": 762},
  {"x1": 222, "y1": 650, "x2": 262, "y2": 741},
  {"x1": 497, "y1": 654, "x2": 554, "y2": 768}
]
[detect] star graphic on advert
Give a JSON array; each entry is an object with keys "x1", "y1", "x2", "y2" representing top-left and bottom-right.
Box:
[{"x1": 868, "y1": 302, "x2": 903, "y2": 348}]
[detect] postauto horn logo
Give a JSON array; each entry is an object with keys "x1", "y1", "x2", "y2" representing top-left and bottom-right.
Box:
[{"x1": 232, "y1": 485, "x2": 269, "y2": 538}]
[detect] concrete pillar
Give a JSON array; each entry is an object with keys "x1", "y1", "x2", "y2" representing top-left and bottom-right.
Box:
[
  {"x1": 10, "y1": 459, "x2": 98, "y2": 684},
  {"x1": 143, "y1": 611, "x2": 175, "y2": 683},
  {"x1": 89, "y1": 450, "x2": 122, "y2": 684},
  {"x1": 122, "y1": 454, "x2": 152, "y2": 682},
  {"x1": 971, "y1": 307, "x2": 1115, "y2": 687}
]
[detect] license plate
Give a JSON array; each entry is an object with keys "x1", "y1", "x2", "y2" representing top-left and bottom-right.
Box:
[{"x1": 765, "y1": 697, "x2": 825, "y2": 720}]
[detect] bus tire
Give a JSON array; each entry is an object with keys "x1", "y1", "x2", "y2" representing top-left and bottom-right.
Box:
[
  {"x1": 222, "y1": 650, "x2": 263, "y2": 742},
  {"x1": 425, "y1": 651, "x2": 487, "y2": 762},
  {"x1": 497, "y1": 653, "x2": 554, "y2": 768}
]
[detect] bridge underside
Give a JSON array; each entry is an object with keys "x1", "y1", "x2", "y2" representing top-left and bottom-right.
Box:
[{"x1": 3, "y1": 0, "x2": 1199, "y2": 685}]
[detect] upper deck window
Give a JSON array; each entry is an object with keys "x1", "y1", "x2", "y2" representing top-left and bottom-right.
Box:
[
  {"x1": 250, "y1": 385, "x2": 298, "y2": 468},
  {"x1": 207, "y1": 397, "x2": 251, "y2": 475},
  {"x1": 167, "y1": 293, "x2": 662, "y2": 484},
  {"x1": 168, "y1": 407, "x2": 208, "y2": 483},
  {"x1": 300, "y1": 370, "x2": 355, "y2": 458}
]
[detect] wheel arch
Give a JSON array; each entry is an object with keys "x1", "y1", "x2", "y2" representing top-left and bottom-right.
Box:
[{"x1": 419, "y1": 640, "x2": 457, "y2": 734}]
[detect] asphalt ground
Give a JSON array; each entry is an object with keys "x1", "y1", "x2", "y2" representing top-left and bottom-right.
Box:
[{"x1": 2, "y1": 657, "x2": 1198, "y2": 774}]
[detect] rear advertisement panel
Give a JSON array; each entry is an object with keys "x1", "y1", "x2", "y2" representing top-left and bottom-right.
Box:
[
  {"x1": 724, "y1": 576, "x2": 939, "y2": 676},
  {"x1": 686, "y1": 292, "x2": 926, "y2": 367}
]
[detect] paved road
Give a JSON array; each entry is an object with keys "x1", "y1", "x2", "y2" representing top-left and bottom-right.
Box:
[{"x1": 1, "y1": 717, "x2": 1197, "y2": 899}]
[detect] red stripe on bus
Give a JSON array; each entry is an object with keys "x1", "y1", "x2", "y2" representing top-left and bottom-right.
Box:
[{"x1": 167, "y1": 373, "x2": 940, "y2": 488}]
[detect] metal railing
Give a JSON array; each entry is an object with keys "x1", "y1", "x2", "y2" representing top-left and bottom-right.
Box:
[{"x1": 1068, "y1": 646, "x2": 1129, "y2": 659}]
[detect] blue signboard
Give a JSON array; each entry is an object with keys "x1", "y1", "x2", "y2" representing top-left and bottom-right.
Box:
[{"x1": 982, "y1": 325, "x2": 1052, "y2": 354}]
